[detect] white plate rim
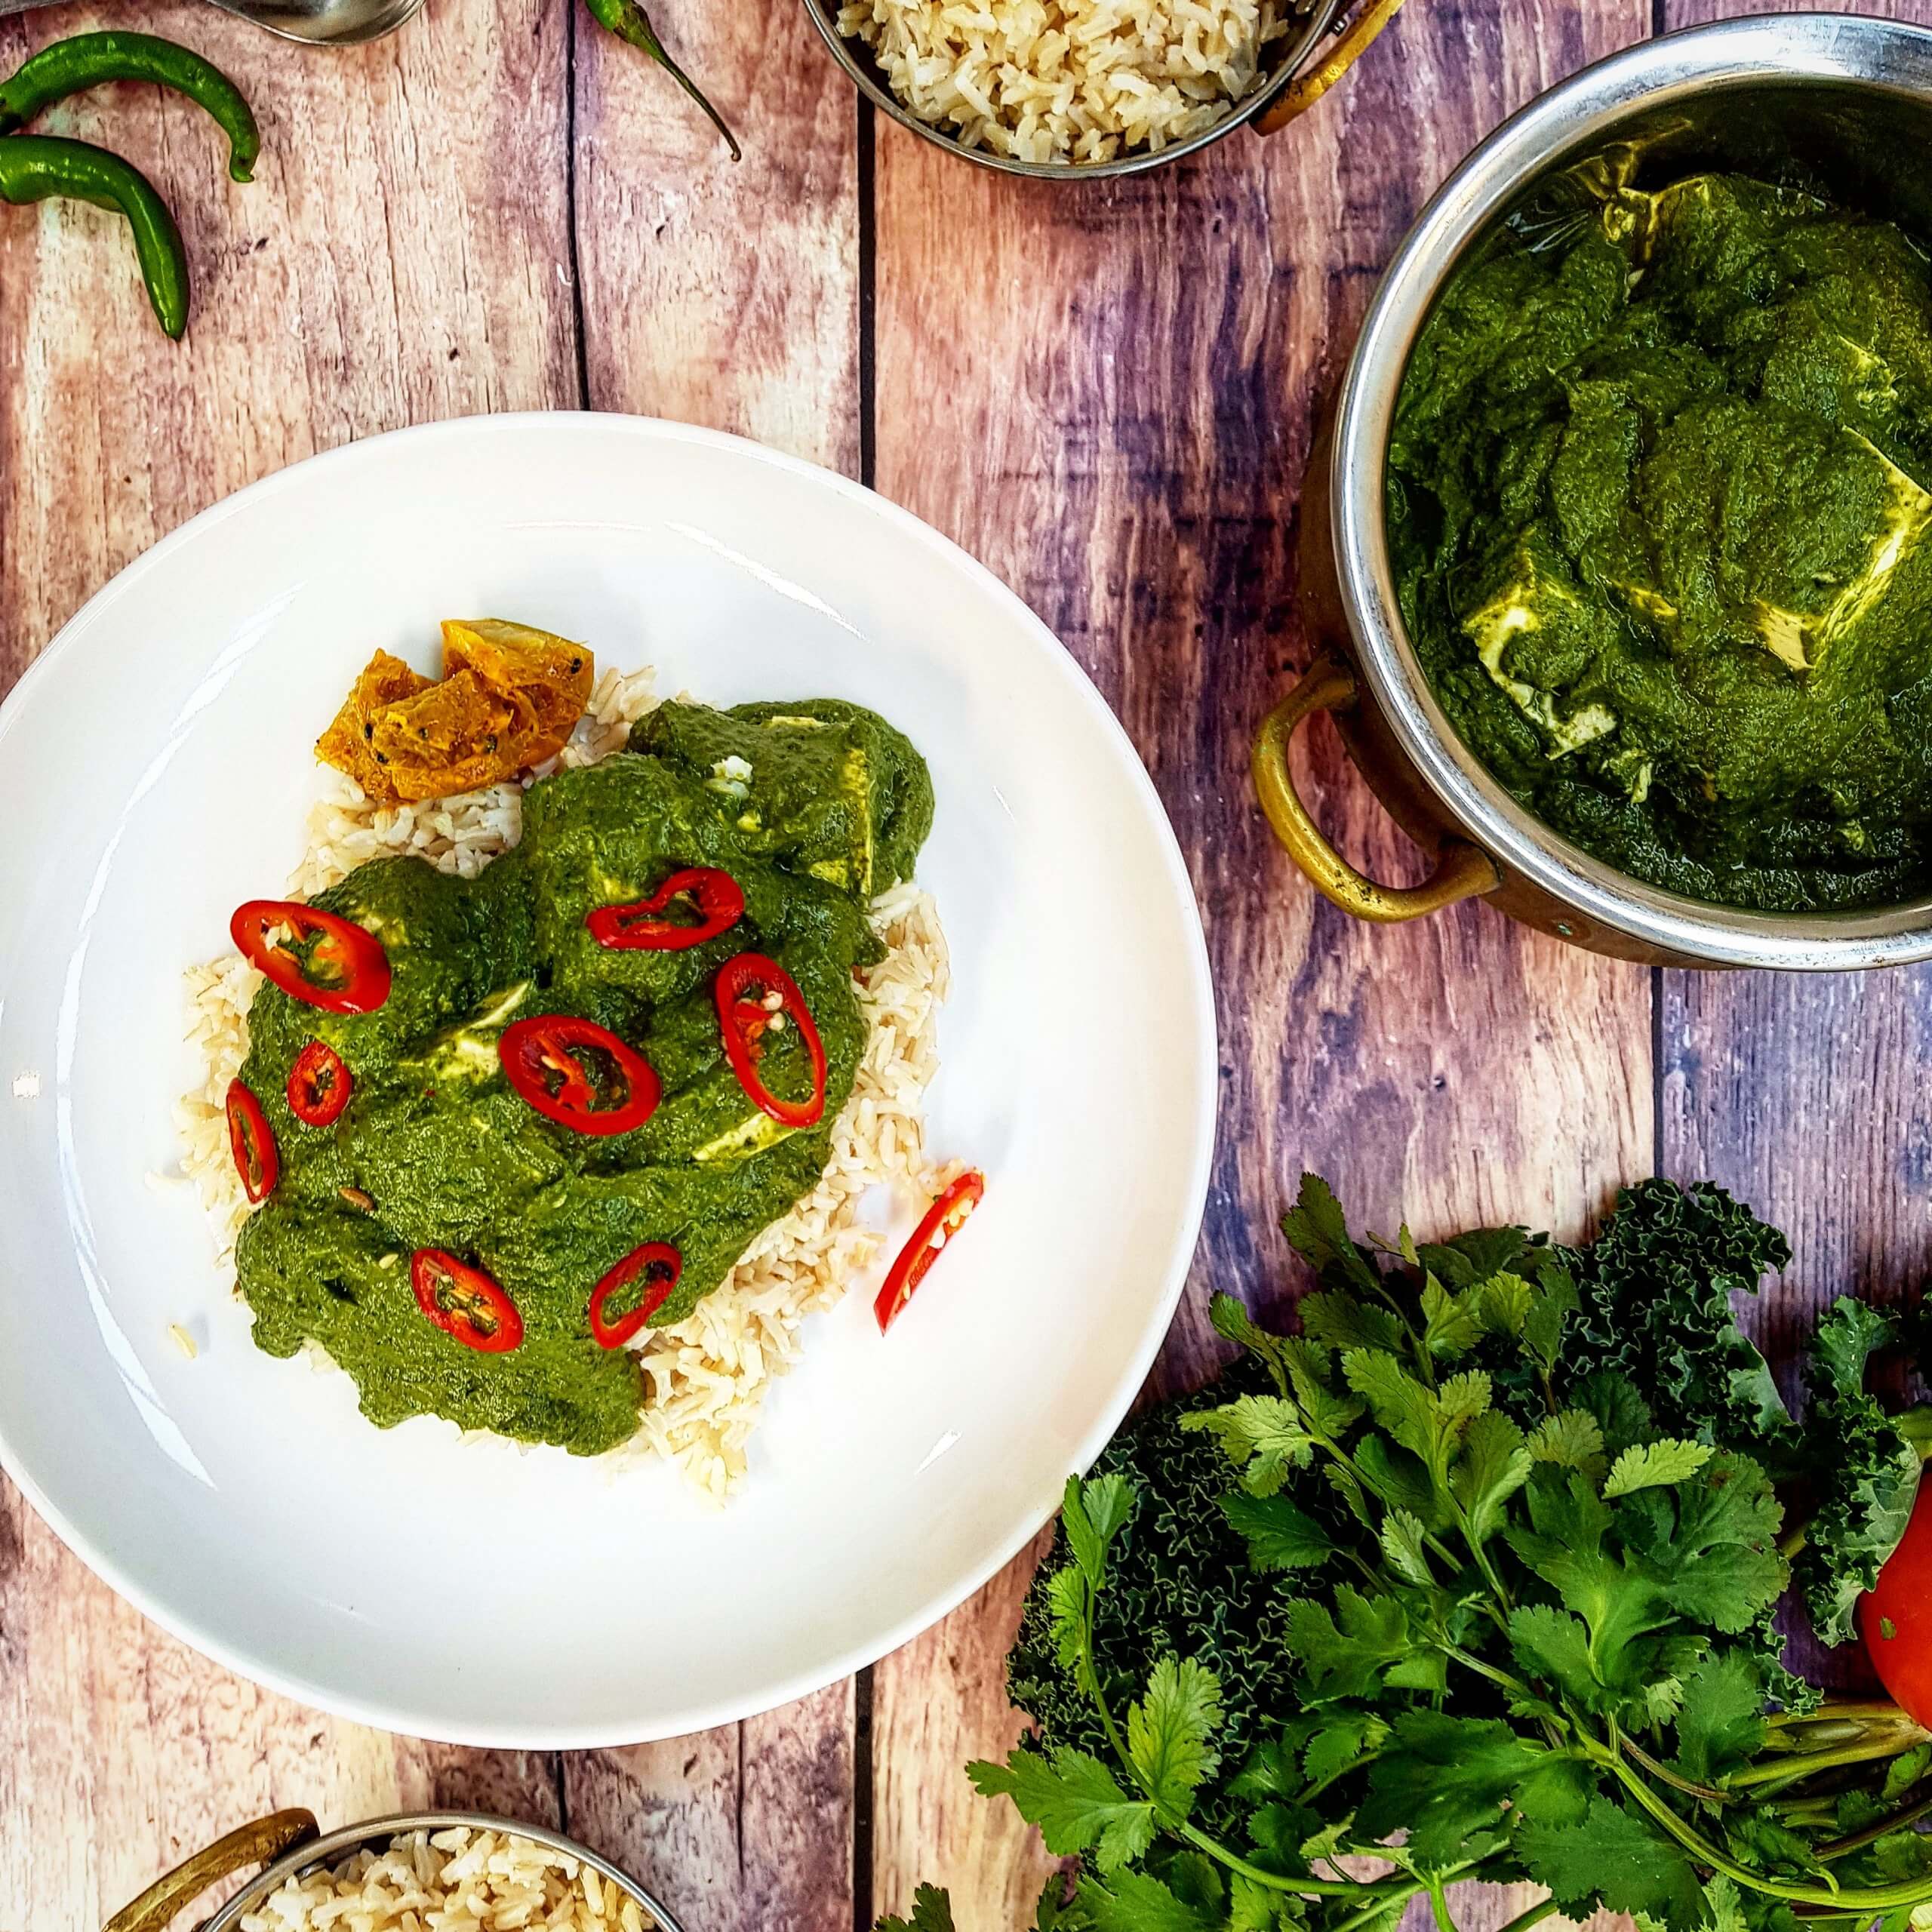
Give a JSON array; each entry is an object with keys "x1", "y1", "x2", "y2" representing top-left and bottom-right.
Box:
[{"x1": 0, "y1": 411, "x2": 1218, "y2": 1746}]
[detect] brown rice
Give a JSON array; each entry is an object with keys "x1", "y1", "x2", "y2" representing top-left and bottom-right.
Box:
[
  {"x1": 237, "y1": 1825, "x2": 655, "y2": 1932},
  {"x1": 173, "y1": 664, "x2": 949, "y2": 1501},
  {"x1": 837, "y1": 0, "x2": 1291, "y2": 165}
]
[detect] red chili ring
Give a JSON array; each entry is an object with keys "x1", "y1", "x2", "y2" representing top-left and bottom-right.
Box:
[
  {"x1": 588, "y1": 1241, "x2": 684, "y2": 1349},
  {"x1": 411, "y1": 1249, "x2": 523, "y2": 1354},
  {"x1": 287, "y1": 1039, "x2": 352, "y2": 1127},
  {"x1": 225, "y1": 1078, "x2": 279, "y2": 1204}
]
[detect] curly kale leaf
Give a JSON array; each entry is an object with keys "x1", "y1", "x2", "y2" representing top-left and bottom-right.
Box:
[
  {"x1": 1794, "y1": 1297, "x2": 1921, "y2": 1646},
  {"x1": 1556, "y1": 1179, "x2": 1795, "y2": 1455},
  {"x1": 1008, "y1": 1361, "x2": 1324, "y2": 1844}
]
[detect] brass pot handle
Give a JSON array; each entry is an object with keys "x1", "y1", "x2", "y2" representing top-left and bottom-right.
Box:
[
  {"x1": 1256, "y1": 0, "x2": 1413, "y2": 134},
  {"x1": 103, "y1": 1810, "x2": 321, "y2": 1932},
  {"x1": 1252, "y1": 659, "x2": 1500, "y2": 922}
]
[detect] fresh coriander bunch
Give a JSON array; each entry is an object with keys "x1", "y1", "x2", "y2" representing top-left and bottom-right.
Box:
[{"x1": 888, "y1": 1180, "x2": 1932, "y2": 1932}]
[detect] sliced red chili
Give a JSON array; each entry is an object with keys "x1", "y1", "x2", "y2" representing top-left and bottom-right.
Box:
[
  {"x1": 714, "y1": 952, "x2": 828, "y2": 1130},
  {"x1": 231, "y1": 899, "x2": 391, "y2": 1015},
  {"x1": 225, "y1": 1078, "x2": 278, "y2": 1204},
  {"x1": 875, "y1": 1171, "x2": 985, "y2": 1335},
  {"x1": 411, "y1": 1249, "x2": 523, "y2": 1354},
  {"x1": 588, "y1": 866, "x2": 745, "y2": 952},
  {"x1": 287, "y1": 1039, "x2": 352, "y2": 1127},
  {"x1": 499, "y1": 1015, "x2": 662, "y2": 1137},
  {"x1": 588, "y1": 1241, "x2": 683, "y2": 1349}
]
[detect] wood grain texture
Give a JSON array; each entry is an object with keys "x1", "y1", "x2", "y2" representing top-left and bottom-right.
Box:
[
  {"x1": 0, "y1": 0, "x2": 577, "y2": 678},
  {"x1": 865, "y1": 2, "x2": 1651, "y2": 1922},
  {"x1": 571, "y1": 0, "x2": 860, "y2": 463}
]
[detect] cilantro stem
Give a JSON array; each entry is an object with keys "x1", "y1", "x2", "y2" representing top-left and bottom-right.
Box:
[
  {"x1": 1620, "y1": 1734, "x2": 1727, "y2": 1805},
  {"x1": 1603, "y1": 1744, "x2": 1932, "y2": 1910},
  {"x1": 1728, "y1": 1737, "x2": 1928, "y2": 1793},
  {"x1": 1424, "y1": 1875, "x2": 1457, "y2": 1932},
  {"x1": 1815, "y1": 1786, "x2": 1932, "y2": 1860},
  {"x1": 1442, "y1": 1643, "x2": 1535, "y2": 1704}
]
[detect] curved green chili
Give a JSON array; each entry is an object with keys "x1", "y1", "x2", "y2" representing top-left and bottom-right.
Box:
[
  {"x1": 582, "y1": 0, "x2": 740, "y2": 162},
  {"x1": 0, "y1": 32, "x2": 260, "y2": 182},
  {"x1": 0, "y1": 136, "x2": 189, "y2": 338}
]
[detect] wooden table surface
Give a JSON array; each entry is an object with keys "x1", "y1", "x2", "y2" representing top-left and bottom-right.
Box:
[{"x1": 5, "y1": 0, "x2": 1930, "y2": 1925}]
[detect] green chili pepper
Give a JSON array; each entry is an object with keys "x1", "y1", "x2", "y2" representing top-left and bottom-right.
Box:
[
  {"x1": 582, "y1": 0, "x2": 740, "y2": 162},
  {"x1": 0, "y1": 31, "x2": 260, "y2": 182},
  {"x1": 0, "y1": 135, "x2": 189, "y2": 338}
]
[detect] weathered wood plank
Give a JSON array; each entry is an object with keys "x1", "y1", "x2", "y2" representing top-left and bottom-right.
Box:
[
  {"x1": 0, "y1": 1, "x2": 577, "y2": 1921},
  {"x1": 0, "y1": 0, "x2": 578, "y2": 680},
  {"x1": 864, "y1": 2, "x2": 1652, "y2": 1921},
  {"x1": 0, "y1": 1478, "x2": 563, "y2": 1929},
  {"x1": 570, "y1": 1, "x2": 861, "y2": 463},
  {"x1": 559, "y1": 9, "x2": 863, "y2": 1925}
]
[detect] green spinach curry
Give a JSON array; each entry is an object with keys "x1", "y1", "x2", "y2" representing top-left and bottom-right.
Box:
[
  {"x1": 231, "y1": 697, "x2": 934, "y2": 1455},
  {"x1": 1389, "y1": 162, "x2": 1932, "y2": 911}
]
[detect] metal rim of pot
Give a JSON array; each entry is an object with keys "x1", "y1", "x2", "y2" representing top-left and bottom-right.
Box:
[
  {"x1": 1253, "y1": 10, "x2": 1932, "y2": 971},
  {"x1": 798, "y1": 0, "x2": 1411, "y2": 179},
  {"x1": 100, "y1": 1809, "x2": 688, "y2": 1932}
]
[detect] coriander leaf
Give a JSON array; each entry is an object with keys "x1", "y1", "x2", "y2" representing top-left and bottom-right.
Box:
[
  {"x1": 1281, "y1": 1340, "x2": 1364, "y2": 1440},
  {"x1": 1220, "y1": 1491, "x2": 1339, "y2": 1572},
  {"x1": 1209, "y1": 1292, "x2": 1293, "y2": 1395},
  {"x1": 875, "y1": 1884, "x2": 958, "y2": 1932},
  {"x1": 1435, "y1": 1368, "x2": 1494, "y2": 1432},
  {"x1": 1342, "y1": 1352, "x2": 1439, "y2": 1465},
  {"x1": 1517, "y1": 1795, "x2": 1708, "y2": 1929},
  {"x1": 1301, "y1": 1709, "x2": 1389, "y2": 1787},
  {"x1": 1379, "y1": 1509, "x2": 1435, "y2": 1587},
  {"x1": 1671, "y1": 1649, "x2": 1766, "y2": 1784},
  {"x1": 1520, "y1": 1263, "x2": 1580, "y2": 1381},
  {"x1": 1045, "y1": 1564, "x2": 1089, "y2": 1674},
  {"x1": 1164, "y1": 1853, "x2": 1223, "y2": 1914},
  {"x1": 1285, "y1": 1586, "x2": 1415, "y2": 1702},
  {"x1": 1507, "y1": 1602, "x2": 1600, "y2": 1709},
  {"x1": 1179, "y1": 1396, "x2": 1313, "y2": 1497},
  {"x1": 1227, "y1": 1875, "x2": 1284, "y2": 1932},
  {"x1": 1450, "y1": 1408, "x2": 1533, "y2": 1546},
  {"x1": 1698, "y1": 1875, "x2": 1746, "y2": 1932},
  {"x1": 1350, "y1": 1435, "x2": 1442, "y2": 1526},
  {"x1": 1301, "y1": 1291, "x2": 1405, "y2": 1355},
  {"x1": 1063, "y1": 1474, "x2": 1138, "y2": 1589},
  {"x1": 1421, "y1": 1276, "x2": 1484, "y2": 1358},
  {"x1": 1076, "y1": 1869, "x2": 1219, "y2": 1932},
  {"x1": 1358, "y1": 1710, "x2": 1562, "y2": 1866},
  {"x1": 1573, "y1": 1369, "x2": 1659, "y2": 1457},
  {"x1": 968, "y1": 1748, "x2": 1156, "y2": 1872},
  {"x1": 1472, "y1": 1269, "x2": 1534, "y2": 1337},
  {"x1": 1247, "y1": 1801, "x2": 1321, "y2": 1875},
  {"x1": 1418, "y1": 1225, "x2": 1535, "y2": 1287},
  {"x1": 1604, "y1": 1440, "x2": 1715, "y2": 1498},
  {"x1": 1126, "y1": 1657, "x2": 1223, "y2": 1817},
  {"x1": 1281, "y1": 1174, "x2": 1384, "y2": 1298},
  {"x1": 1529, "y1": 1409, "x2": 1606, "y2": 1472},
  {"x1": 1638, "y1": 1452, "x2": 1788, "y2": 1635}
]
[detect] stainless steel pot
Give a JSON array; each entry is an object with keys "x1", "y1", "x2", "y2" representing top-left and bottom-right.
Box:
[
  {"x1": 800, "y1": 0, "x2": 1410, "y2": 177},
  {"x1": 100, "y1": 1810, "x2": 687, "y2": 1932},
  {"x1": 1257, "y1": 12, "x2": 1932, "y2": 969}
]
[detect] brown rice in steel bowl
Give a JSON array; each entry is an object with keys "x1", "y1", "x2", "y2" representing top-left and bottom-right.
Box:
[
  {"x1": 106, "y1": 1814, "x2": 682, "y2": 1932},
  {"x1": 829, "y1": 0, "x2": 1295, "y2": 166}
]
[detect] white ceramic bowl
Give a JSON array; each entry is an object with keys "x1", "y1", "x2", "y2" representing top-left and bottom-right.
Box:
[{"x1": 0, "y1": 414, "x2": 1216, "y2": 1746}]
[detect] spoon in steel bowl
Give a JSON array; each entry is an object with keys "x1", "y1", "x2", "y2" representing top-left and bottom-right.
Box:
[{"x1": 0, "y1": 0, "x2": 426, "y2": 45}]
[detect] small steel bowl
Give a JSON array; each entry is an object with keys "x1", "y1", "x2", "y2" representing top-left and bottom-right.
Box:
[
  {"x1": 1257, "y1": 11, "x2": 1932, "y2": 969},
  {"x1": 801, "y1": 0, "x2": 1389, "y2": 180},
  {"x1": 101, "y1": 1810, "x2": 687, "y2": 1932}
]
